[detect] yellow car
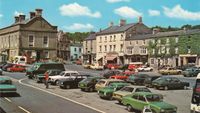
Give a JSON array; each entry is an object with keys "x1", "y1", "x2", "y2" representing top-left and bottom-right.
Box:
[
  {"x1": 158, "y1": 67, "x2": 182, "y2": 75},
  {"x1": 83, "y1": 64, "x2": 91, "y2": 69},
  {"x1": 95, "y1": 79, "x2": 125, "y2": 91}
]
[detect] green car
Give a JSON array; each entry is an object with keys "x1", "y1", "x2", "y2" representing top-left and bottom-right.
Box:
[
  {"x1": 122, "y1": 92, "x2": 177, "y2": 113},
  {"x1": 78, "y1": 76, "x2": 104, "y2": 92},
  {"x1": 182, "y1": 67, "x2": 200, "y2": 77},
  {"x1": 98, "y1": 82, "x2": 129, "y2": 100},
  {"x1": 0, "y1": 77, "x2": 17, "y2": 94}
]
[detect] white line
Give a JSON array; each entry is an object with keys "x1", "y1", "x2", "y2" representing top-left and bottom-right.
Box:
[
  {"x1": 18, "y1": 106, "x2": 31, "y2": 113},
  {"x1": 4, "y1": 97, "x2": 12, "y2": 102},
  {"x1": 19, "y1": 78, "x2": 106, "y2": 113}
]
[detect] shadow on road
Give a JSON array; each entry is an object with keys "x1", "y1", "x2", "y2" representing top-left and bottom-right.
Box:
[
  {"x1": 0, "y1": 93, "x2": 21, "y2": 97},
  {"x1": 0, "y1": 107, "x2": 6, "y2": 113}
]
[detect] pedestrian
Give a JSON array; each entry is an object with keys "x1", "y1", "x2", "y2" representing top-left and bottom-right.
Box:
[{"x1": 44, "y1": 72, "x2": 49, "y2": 89}]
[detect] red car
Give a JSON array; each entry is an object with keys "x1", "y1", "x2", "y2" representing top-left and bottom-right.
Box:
[
  {"x1": 76, "y1": 60, "x2": 82, "y2": 65},
  {"x1": 7, "y1": 64, "x2": 26, "y2": 72},
  {"x1": 110, "y1": 71, "x2": 134, "y2": 80},
  {"x1": 106, "y1": 64, "x2": 120, "y2": 69}
]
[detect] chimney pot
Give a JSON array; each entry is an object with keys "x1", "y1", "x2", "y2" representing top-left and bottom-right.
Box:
[
  {"x1": 119, "y1": 19, "x2": 126, "y2": 26},
  {"x1": 14, "y1": 16, "x2": 19, "y2": 23},
  {"x1": 35, "y1": 9, "x2": 43, "y2": 16},
  {"x1": 19, "y1": 15, "x2": 26, "y2": 22},
  {"x1": 109, "y1": 22, "x2": 114, "y2": 27},
  {"x1": 30, "y1": 12, "x2": 36, "y2": 19},
  {"x1": 138, "y1": 16, "x2": 142, "y2": 24}
]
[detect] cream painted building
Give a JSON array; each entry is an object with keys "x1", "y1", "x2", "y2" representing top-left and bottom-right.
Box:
[
  {"x1": 96, "y1": 18, "x2": 151, "y2": 65},
  {"x1": 0, "y1": 9, "x2": 57, "y2": 63}
]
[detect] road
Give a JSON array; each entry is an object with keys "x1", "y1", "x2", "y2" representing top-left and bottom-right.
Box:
[
  {"x1": 0, "y1": 72, "x2": 102, "y2": 113},
  {"x1": 0, "y1": 64, "x2": 195, "y2": 113}
]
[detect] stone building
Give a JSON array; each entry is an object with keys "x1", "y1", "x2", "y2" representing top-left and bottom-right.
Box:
[
  {"x1": 0, "y1": 9, "x2": 57, "y2": 63},
  {"x1": 96, "y1": 17, "x2": 151, "y2": 65},
  {"x1": 70, "y1": 43, "x2": 83, "y2": 61},
  {"x1": 57, "y1": 30, "x2": 70, "y2": 61},
  {"x1": 82, "y1": 32, "x2": 96, "y2": 64}
]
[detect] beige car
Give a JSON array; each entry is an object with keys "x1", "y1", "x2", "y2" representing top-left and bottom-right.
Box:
[
  {"x1": 90, "y1": 63, "x2": 104, "y2": 70},
  {"x1": 95, "y1": 79, "x2": 125, "y2": 91},
  {"x1": 158, "y1": 67, "x2": 182, "y2": 75}
]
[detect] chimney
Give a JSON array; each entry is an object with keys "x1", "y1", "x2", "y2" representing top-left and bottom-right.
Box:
[
  {"x1": 119, "y1": 19, "x2": 126, "y2": 26},
  {"x1": 109, "y1": 22, "x2": 114, "y2": 27},
  {"x1": 138, "y1": 16, "x2": 142, "y2": 24},
  {"x1": 35, "y1": 9, "x2": 43, "y2": 16},
  {"x1": 30, "y1": 12, "x2": 36, "y2": 19},
  {"x1": 14, "y1": 16, "x2": 19, "y2": 23},
  {"x1": 153, "y1": 28, "x2": 160, "y2": 34},
  {"x1": 19, "y1": 15, "x2": 26, "y2": 22}
]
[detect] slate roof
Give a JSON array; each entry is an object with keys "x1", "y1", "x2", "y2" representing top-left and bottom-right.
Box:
[
  {"x1": 85, "y1": 33, "x2": 96, "y2": 40},
  {"x1": 96, "y1": 23, "x2": 137, "y2": 35},
  {"x1": 126, "y1": 29, "x2": 200, "y2": 40}
]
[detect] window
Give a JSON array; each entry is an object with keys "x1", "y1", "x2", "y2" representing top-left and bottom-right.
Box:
[
  {"x1": 29, "y1": 35, "x2": 34, "y2": 47},
  {"x1": 44, "y1": 51, "x2": 49, "y2": 58},
  {"x1": 121, "y1": 34, "x2": 123, "y2": 40},
  {"x1": 79, "y1": 48, "x2": 81, "y2": 52},
  {"x1": 188, "y1": 36, "x2": 191, "y2": 41},
  {"x1": 105, "y1": 36, "x2": 107, "y2": 42},
  {"x1": 113, "y1": 45, "x2": 116, "y2": 51},
  {"x1": 166, "y1": 38, "x2": 169, "y2": 44},
  {"x1": 104, "y1": 45, "x2": 107, "y2": 52},
  {"x1": 99, "y1": 37, "x2": 102, "y2": 43},
  {"x1": 141, "y1": 47, "x2": 147, "y2": 54},
  {"x1": 110, "y1": 36, "x2": 112, "y2": 42},
  {"x1": 74, "y1": 48, "x2": 77, "y2": 52},
  {"x1": 120, "y1": 44, "x2": 123, "y2": 51},
  {"x1": 110, "y1": 45, "x2": 112, "y2": 51},
  {"x1": 43, "y1": 36, "x2": 48, "y2": 47},
  {"x1": 113, "y1": 36, "x2": 116, "y2": 41},
  {"x1": 187, "y1": 46, "x2": 191, "y2": 53},
  {"x1": 152, "y1": 49, "x2": 155, "y2": 54},
  {"x1": 175, "y1": 37, "x2": 179, "y2": 43},
  {"x1": 143, "y1": 40, "x2": 145, "y2": 44},
  {"x1": 158, "y1": 39, "x2": 161, "y2": 44},
  {"x1": 99, "y1": 46, "x2": 102, "y2": 52},
  {"x1": 138, "y1": 96, "x2": 146, "y2": 102},
  {"x1": 175, "y1": 47, "x2": 178, "y2": 54},
  {"x1": 151, "y1": 58, "x2": 154, "y2": 64},
  {"x1": 136, "y1": 41, "x2": 138, "y2": 44},
  {"x1": 130, "y1": 41, "x2": 132, "y2": 45}
]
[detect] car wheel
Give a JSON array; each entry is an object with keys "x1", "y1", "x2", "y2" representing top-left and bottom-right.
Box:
[
  {"x1": 150, "y1": 69, "x2": 153, "y2": 71},
  {"x1": 66, "y1": 85, "x2": 70, "y2": 89},
  {"x1": 164, "y1": 86, "x2": 168, "y2": 90},
  {"x1": 184, "y1": 85, "x2": 187, "y2": 90},
  {"x1": 118, "y1": 100, "x2": 122, "y2": 104},
  {"x1": 127, "y1": 104, "x2": 133, "y2": 112},
  {"x1": 55, "y1": 80, "x2": 60, "y2": 85},
  {"x1": 178, "y1": 71, "x2": 181, "y2": 75}
]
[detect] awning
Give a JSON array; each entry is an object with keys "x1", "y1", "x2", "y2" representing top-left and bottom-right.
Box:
[
  {"x1": 106, "y1": 56, "x2": 117, "y2": 61},
  {"x1": 97, "y1": 57, "x2": 103, "y2": 61}
]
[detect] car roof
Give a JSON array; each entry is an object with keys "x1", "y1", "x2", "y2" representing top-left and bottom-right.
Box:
[
  {"x1": 133, "y1": 92, "x2": 158, "y2": 96},
  {"x1": 62, "y1": 71, "x2": 79, "y2": 73},
  {"x1": 110, "y1": 82, "x2": 129, "y2": 85},
  {"x1": 100, "y1": 79, "x2": 123, "y2": 82},
  {"x1": 124, "y1": 85, "x2": 148, "y2": 88}
]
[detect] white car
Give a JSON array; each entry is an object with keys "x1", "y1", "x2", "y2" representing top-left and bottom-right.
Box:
[
  {"x1": 90, "y1": 63, "x2": 104, "y2": 70},
  {"x1": 49, "y1": 71, "x2": 79, "y2": 85},
  {"x1": 137, "y1": 66, "x2": 153, "y2": 72}
]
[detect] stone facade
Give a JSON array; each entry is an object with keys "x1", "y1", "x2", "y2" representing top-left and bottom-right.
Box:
[
  {"x1": 70, "y1": 43, "x2": 82, "y2": 61},
  {"x1": 0, "y1": 9, "x2": 57, "y2": 63}
]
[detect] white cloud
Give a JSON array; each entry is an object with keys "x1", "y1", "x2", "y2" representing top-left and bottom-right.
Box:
[
  {"x1": 59, "y1": 2, "x2": 101, "y2": 18},
  {"x1": 106, "y1": 0, "x2": 130, "y2": 3},
  {"x1": 114, "y1": 6, "x2": 142, "y2": 18},
  {"x1": 64, "y1": 23, "x2": 94, "y2": 31},
  {"x1": 148, "y1": 9, "x2": 160, "y2": 16},
  {"x1": 14, "y1": 11, "x2": 24, "y2": 16},
  {"x1": 163, "y1": 4, "x2": 200, "y2": 20},
  {"x1": 0, "y1": 14, "x2": 3, "y2": 18}
]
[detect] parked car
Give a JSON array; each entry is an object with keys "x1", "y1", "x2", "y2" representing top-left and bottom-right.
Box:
[
  {"x1": 176, "y1": 64, "x2": 196, "y2": 71},
  {"x1": 122, "y1": 92, "x2": 177, "y2": 113},
  {"x1": 83, "y1": 63, "x2": 91, "y2": 69},
  {"x1": 35, "y1": 69, "x2": 63, "y2": 83},
  {"x1": 144, "y1": 76, "x2": 161, "y2": 87},
  {"x1": 97, "y1": 82, "x2": 129, "y2": 100},
  {"x1": 7, "y1": 64, "x2": 26, "y2": 72},
  {"x1": 78, "y1": 76, "x2": 104, "y2": 92},
  {"x1": 95, "y1": 79, "x2": 125, "y2": 91},
  {"x1": 90, "y1": 63, "x2": 104, "y2": 70},
  {"x1": 0, "y1": 69, "x2": 2, "y2": 75},
  {"x1": 128, "y1": 62, "x2": 143, "y2": 71},
  {"x1": 0, "y1": 77, "x2": 17, "y2": 94},
  {"x1": 0, "y1": 62, "x2": 7, "y2": 69},
  {"x1": 105, "y1": 63, "x2": 120, "y2": 69},
  {"x1": 76, "y1": 60, "x2": 82, "y2": 65},
  {"x1": 118, "y1": 64, "x2": 129, "y2": 71},
  {"x1": 59, "y1": 75, "x2": 90, "y2": 89},
  {"x1": 101, "y1": 70, "x2": 122, "y2": 79},
  {"x1": 2, "y1": 63, "x2": 14, "y2": 71},
  {"x1": 182, "y1": 67, "x2": 200, "y2": 77},
  {"x1": 26, "y1": 62, "x2": 65, "y2": 79},
  {"x1": 152, "y1": 76, "x2": 190, "y2": 90},
  {"x1": 126, "y1": 74, "x2": 150, "y2": 85},
  {"x1": 49, "y1": 71, "x2": 80, "y2": 85},
  {"x1": 158, "y1": 67, "x2": 182, "y2": 75},
  {"x1": 110, "y1": 71, "x2": 133, "y2": 80},
  {"x1": 137, "y1": 66, "x2": 153, "y2": 72},
  {"x1": 112, "y1": 85, "x2": 151, "y2": 103}
]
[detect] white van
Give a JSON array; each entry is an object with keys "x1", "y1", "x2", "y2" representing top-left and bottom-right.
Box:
[{"x1": 14, "y1": 56, "x2": 27, "y2": 65}]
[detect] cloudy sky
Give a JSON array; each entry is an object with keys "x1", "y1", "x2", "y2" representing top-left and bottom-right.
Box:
[{"x1": 0, "y1": 0, "x2": 200, "y2": 32}]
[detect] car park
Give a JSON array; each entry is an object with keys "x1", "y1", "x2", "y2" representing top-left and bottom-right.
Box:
[
  {"x1": 122, "y1": 92, "x2": 177, "y2": 113},
  {"x1": 112, "y1": 85, "x2": 151, "y2": 103},
  {"x1": 78, "y1": 76, "x2": 105, "y2": 92},
  {"x1": 35, "y1": 69, "x2": 63, "y2": 83},
  {"x1": 101, "y1": 70, "x2": 122, "y2": 79},
  {"x1": 49, "y1": 71, "x2": 80, "y2": 85},
  {"x1": 144, "y1": 76, "x2": 160, "y2": 87},
  {"x1": 95, "y1": 79, "x2": 125, "y2": 91},
  {"x1": 97, "y1": 82, "x2": 129, "y2": 100},
  {"x1": 59, "y1": 75, "x2": 90, "y2": 89},
  {"x1": 152, "y1": 76, "x2": 190, "y2": 90},
  {"x1": 26, "y1": 62, "x2": 65, "y2": 79},
  {"x1": 158, "y1": 67, "x2": 182, "y2": 75},
  {"x1": 7, "y1": 64, "x2": 26, "y2": 72},
  {"x1": 126, "y1": 74, "x2": 150, "y2": 85},
  {"x1": 182, "y1": 67, "x2": 200, "y2": 77},
  {"x1": 0, "y1": 77, "x2": 17, "y2": 94}
]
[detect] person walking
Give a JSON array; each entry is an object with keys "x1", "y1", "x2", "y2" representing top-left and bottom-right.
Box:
[{"x1": 44, "y1": 72, "x2": 49, "y2": 89}]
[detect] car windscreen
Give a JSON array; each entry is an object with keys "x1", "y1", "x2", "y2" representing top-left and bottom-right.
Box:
[
  {"x1": 146, "y1": 94, "x2": 162, "y2": 102},
  {"x1": 0, "y1": 80, "x2": 12, "y2": 84}
]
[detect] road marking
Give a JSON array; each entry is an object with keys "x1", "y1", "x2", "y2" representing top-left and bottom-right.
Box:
[
  {"x1": 18, "y1": 106, "x2": 31, "y2": 113},
  {"x1": 4, "y1": 97, "x2": 12, "y2": 102},
  {"x1": 19, "y1": 78, "x2": 106, "y2": 113}
]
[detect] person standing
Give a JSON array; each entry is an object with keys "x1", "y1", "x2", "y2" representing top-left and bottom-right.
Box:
[{"x1": 44, "y1": 72, "x2": 49, "y2": 89}]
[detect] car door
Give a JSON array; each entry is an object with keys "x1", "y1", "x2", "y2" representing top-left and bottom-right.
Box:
[
  {"x1": 137, "y1": 95, "x2": 148, "y2": 110},
  {"x1": 169, "y1": 78, "x2": 180, "y2": 89}
]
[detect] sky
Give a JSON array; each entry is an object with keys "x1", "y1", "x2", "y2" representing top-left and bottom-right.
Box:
[{"x1": 0, "y1": 0, "x2": 200, "y2": 32}]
